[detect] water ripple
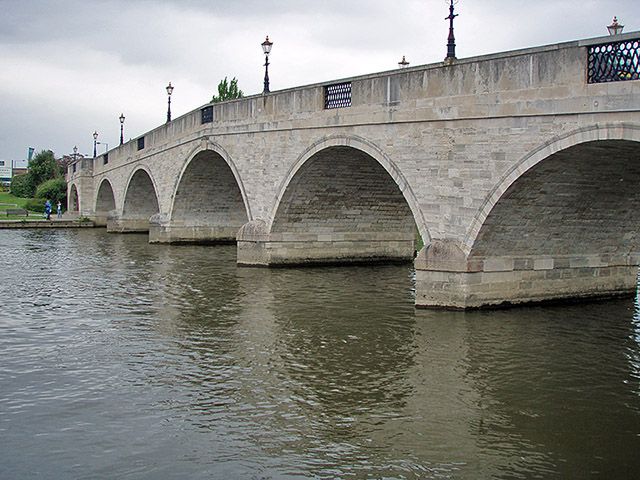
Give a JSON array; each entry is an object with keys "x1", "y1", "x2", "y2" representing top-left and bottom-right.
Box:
[{"x1": 0, "y1": 229, "x2": 639, "y2": 478}]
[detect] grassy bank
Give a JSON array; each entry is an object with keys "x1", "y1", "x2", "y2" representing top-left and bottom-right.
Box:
[{"x1": 0, "y1": 192, "x2": 36, "y2": 219}]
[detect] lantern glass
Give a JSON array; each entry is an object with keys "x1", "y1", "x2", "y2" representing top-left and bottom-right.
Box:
[
  {"x1": 607, "y1": 17, "x2": 624, "y2": 35},
  {"x1": 262, "y1": 36, "x2": 273, "y2": 55}
]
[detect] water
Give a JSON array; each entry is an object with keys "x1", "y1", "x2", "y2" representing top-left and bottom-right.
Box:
[{"x1": 1, "y1": 229, "x2": 639, "y2": 479}]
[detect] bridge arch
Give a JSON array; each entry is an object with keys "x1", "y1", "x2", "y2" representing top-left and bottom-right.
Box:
[
  {"x1": 68, "y1": 183, "x2": 79, "y2": 214},
  {"x1": 416, "y1": 123, "x2": 640, "y2": 308},
  {"x1": 158, "y1": 144, "x2": 250, "y2": 244},
  {"x1": 254, "y1": 135, "x2": 426, "y2": 265},
  {"x1": 118, "y1": 167, "x2": 160, "y2": 232},
  {"x1": 94, "y1": 178, "x2": 116, "y2": 227},
  {"x1": 465, "y1": 123, "x2": 640, "y2": 255},
  {"x1": 271, "y1": 135, "x2": 431, "y2": 244}
]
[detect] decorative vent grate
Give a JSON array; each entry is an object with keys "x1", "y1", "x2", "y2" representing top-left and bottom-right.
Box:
[
  {"x1": 325, "y1": 82, "x2": 352, "y2": 109},
  {"x1": 588, "y1": 38, "x2": 640, "y2": 83},
  {"x1": 201, "y1": 105, "x2": 213, "y2": 124}
]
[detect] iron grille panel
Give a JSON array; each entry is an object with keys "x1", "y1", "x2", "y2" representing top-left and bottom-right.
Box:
[
  {"x1": 325, "y1": 82, "x2": 352, "y2": 109},
  {"x1": 201, "y1": 105, "x2": 213, "y2": 124},
  {"x1": 588, "y1": 38, "x2": 640, "y2": 83}
]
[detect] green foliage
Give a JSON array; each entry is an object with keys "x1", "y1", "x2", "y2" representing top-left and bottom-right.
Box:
[
  {"x1": 25, "y1": 198, "x2": 47, "y2": 213},
  {"x1": 10, "y1": 174, "x2": 32, "y2": 198},
  {"x1": 29, "y1": 150, "x2": 61, "y2": 186},
  {"x1": 211, "y1": 77, "x2": 244, "y2": 103},
  {"x1": 11, "y1": 150, "x2": 63, "y2": 198},
  {"x1": 36, "y1": 177, "x2": 67, "y2": 205},
  {"x1": 0, "y1": 191, "x2": 30, "y2": 210}
]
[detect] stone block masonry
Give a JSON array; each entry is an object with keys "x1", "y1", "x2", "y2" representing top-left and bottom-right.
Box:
[{"x1": 68, "y1": 31, "x2": 640, "y2": 308}]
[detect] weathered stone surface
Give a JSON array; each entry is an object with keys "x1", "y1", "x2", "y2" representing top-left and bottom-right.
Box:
[{"x1": 67, "y1": 32, "x2": 640, "y2": 308}]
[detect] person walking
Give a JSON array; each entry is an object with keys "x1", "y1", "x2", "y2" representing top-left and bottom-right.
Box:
[
  {"x1": 44, "y1": 200, "x2": 52, "y2": 220},
  {"x1": 56, "y1": 201, "x2": 62, "y2": 219}
]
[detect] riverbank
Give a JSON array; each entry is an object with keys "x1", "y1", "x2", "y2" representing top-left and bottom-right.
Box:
[{"x1": 0, "y1": 218, "x2": 95, "y2": 229}]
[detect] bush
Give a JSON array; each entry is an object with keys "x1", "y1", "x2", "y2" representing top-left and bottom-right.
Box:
[
  {"x1": 36, "y1": 178, "x2": 67, "y2": 205},
  {"x1": 25, "y1": 198, "x2": 47, "y2": 213},
  {"x1": 10, "y1": 174, "x2": 32, "y2": 198}
]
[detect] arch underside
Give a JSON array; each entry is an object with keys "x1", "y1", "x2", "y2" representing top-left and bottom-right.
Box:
[
  {"x1": 155, "y1": 150, "x2": 248, "y2": 244},
  {"x1": 470, "y1": 140, "x2": 640, "y2": 265},
  {"x1": 239, "y1": 146, "x2": 418, "y2": 265},
  {"x1": 417, "y1": 139, "x2": 640, "y2": 308},
  {"x1": 94, "y1": 180, "x2": 116, "y2": 227},
  {"x1": 68, "y1": 185, "x2": 79, "y2": 213},
  {"x1": 111, "y1": 170, "x2": 159, "y2": 233}
]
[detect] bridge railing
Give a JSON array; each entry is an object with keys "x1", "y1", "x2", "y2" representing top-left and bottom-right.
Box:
[{"x1": 587, "y1": 37, "x2": 640, "y2": 83}]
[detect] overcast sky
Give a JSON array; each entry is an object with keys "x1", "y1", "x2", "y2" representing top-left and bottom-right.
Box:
[{"x1": 0, "y1": 0, "x2": 637, "y2": 165}]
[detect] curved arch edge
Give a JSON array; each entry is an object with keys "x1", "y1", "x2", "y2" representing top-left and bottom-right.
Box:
[
  {"x1": 269, "y1": 134, "x2": 431, "y2": 245},
  {"x1": 464, "y1": 123, "x2": 640, "y2": 254}
]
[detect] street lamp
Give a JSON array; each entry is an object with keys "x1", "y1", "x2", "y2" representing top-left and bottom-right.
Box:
[
  {"x1": 72, "y1": 145, "x2": 78, "y2": 174},
  {"x1": 607, "y1": 16, "x2": 624, "y2": 35},
  {"x1": 398, "y1": 56, "x2": 409, "y2": 68},
  {"x1": 262, "y1": 35, "x2": 273, "y2": 94},
  {"x1": 119, "y1": 113, "x2": 125, "y2": 145},
  {"x1": 445, "y1": 0, "x2": 459, "y2": 63},
  {"x1": 166, "y1": 82, "x2": 174, "y2": 123},
  {"x1": 93, "y1": 131, "x2": 98, "y2": 158}
]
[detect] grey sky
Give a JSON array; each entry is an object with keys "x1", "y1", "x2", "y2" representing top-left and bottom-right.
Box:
[{"x1": 0, "y1": 0, "x2": 637, "y2": 164}]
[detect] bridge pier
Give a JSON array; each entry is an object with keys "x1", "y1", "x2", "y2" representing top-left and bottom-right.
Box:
[
  {"x1": 147, "y1": 214, "x2": 243, "y2": 244},
  {"x1": 414, "y1": 241, "x2": 639, "y2": 309},
  {"x1": 150, "y1": 225, "x2": 239, "y2": 244},
  {"x1": 237, "y1": 220, "x2": 415, "y2": 266},
  {"x1": 106, "y1": 214, "x2": 151, "y2": 233}
]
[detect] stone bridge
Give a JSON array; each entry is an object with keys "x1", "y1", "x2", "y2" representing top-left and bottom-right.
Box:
[{"x1": 68, "y1": 32, "x2": 640, "y2": 309}]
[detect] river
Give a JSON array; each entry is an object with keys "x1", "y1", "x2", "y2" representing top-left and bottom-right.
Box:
[{"x1": 1, "y1": 229, "x2": 639, "y2": 479}]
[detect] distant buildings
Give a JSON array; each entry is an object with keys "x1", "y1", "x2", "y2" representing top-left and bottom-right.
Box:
[{"x1": 0, "y1": 160, "x2": 28, "y2": 187}]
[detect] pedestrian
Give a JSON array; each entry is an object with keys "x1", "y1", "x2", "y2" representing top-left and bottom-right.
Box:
[
  {"x1": 44, "y1": 199, "x2": 52, "y2": 220},
  {"x1": 56, "y1": 201, "x2": 62, "y2": 219}
]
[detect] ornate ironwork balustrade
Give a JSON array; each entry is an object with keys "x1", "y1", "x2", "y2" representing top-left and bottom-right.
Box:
[
  {"x1": 324, "y1": 82, "x2": 352, "y2": 109},
  {"x1": 588, "y1": 38, "x2": 640, "y2": 84}
]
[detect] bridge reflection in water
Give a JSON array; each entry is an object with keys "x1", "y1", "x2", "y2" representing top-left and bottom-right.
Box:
[{"x1": 1, "y1": 229, "x2": 639, "y2": 478}]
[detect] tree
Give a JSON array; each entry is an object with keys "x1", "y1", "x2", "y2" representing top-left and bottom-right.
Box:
[
  {"x1": 36, "y1": 177, "x2": 67, "y2": 205},
  {"x1": 9, "y1": 174, "x2": 31, "y2": 197},
  {"x1": 211, "y1": 77, "x2": 244, "y2": 103},
  {"x1": 11, "y1": 150, "x2": 64, "y2": 198}
]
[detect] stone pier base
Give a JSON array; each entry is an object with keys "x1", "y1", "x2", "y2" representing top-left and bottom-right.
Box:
[
  {"x1": 106, "y1": 217, "x2": 150, "y2": 233},
  {"x1": 93, "y1": 214, "x2": 108, "y2": 227},
  {"x1": 415, "y1": 263, "x2": 638, "y2": 309},
  {"x1": 236, "y1": 220, "x2": 414, "y2": 266},
  {"x1": 238, "y1": 239, "x2": 415, "y2": 266},
  {"x1": 149, "y1": 224, "x2": 240, "y2": 244}
]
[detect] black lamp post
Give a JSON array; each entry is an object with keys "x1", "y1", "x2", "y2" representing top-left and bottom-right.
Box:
[
  {"x1": 398, "y1": 56, "x2": 409, "y2": 68},
  {"x1": 119, "y1": 113, "x2": 125, "y2": 145},
  {"x1": 445, "y1": 0, "x2": 459, "y2": 62},
  {"x1": 262, "y1": 36, "x2": 273, "y2": 94},
  {"x1": 607, "y1": 16, "x2": 624, "y2": 35},
  {"x1": 93, "y1": 131, "x2": 98, "y2": 158},
  {"x1": 73, "y1": 145, "x2": 78, "y2": 161},
  {"x1": 166, "y1": 82, "x2": 174, "y2": 123}
]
